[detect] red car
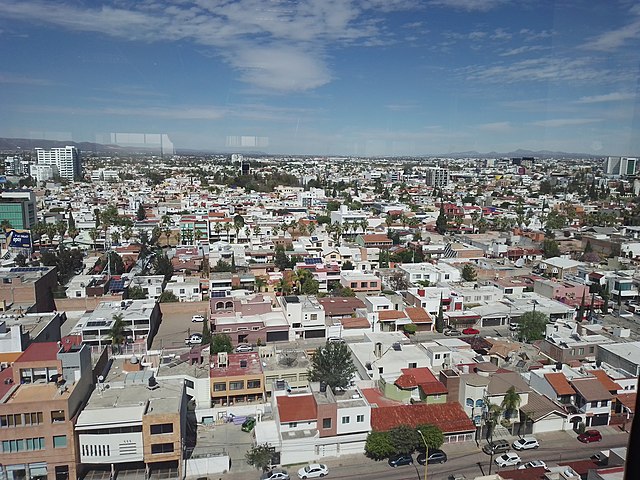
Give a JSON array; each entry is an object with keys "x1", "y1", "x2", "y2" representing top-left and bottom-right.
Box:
[
  {"x1": 462, "y1": 327, "x2": 480, "y2": 335},
  {"x1": 578, "y1": 430, "x2": 602, "y2": 443}
]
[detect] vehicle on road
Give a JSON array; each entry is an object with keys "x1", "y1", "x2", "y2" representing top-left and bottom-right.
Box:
[
  {"x1": 297, "y1": 464, "x2": 328, "y2": 479},
  {"x1": 518, "y1": 460, "x2": 547, "y2": 470},
  {"x1": 417, "y1": 449, "x2": 447, "y2": 465},
  {"x1": 236, "y1": 343, "x2": 253, "y2": 353},
  {"x1": 462, "y1": 327, "x2": 480, "y2": 335},
  {"x1": 241, "y1": 417, "x2": 256, "y2": 432},
  {"x1": 509, "y1": 322, "x2": 519, "y2": 331},
  {"x1": 495, "y1": 452, "x2": 521, "y2": 467},
  {"x1": 482, "y1": 439, "x2": 510, "y2": 455},
  {"x1": 261, "y1": 470, "x2": 289, "y2": 480},
  {"x1": 388, "y1": 454, "x2": 414, "y2": 467},
  {"x1": 327, "y1": 336, "x2": 345, "y2": 343},
  {"x1": 578, "y1": 430, "x2": 603, "y2": 443},
  {"x1": 444, "y1": 328, "x2": 462, "y2": 336},
  {"x1": 185, "y1": 333, "x2": 203, "y2": 345},
  {"x1": 191, "y1": 314, "x2": 205, "y2": 322},
  {"x1": 512, "y1": 436, "x2": 540, "y2": 450}
]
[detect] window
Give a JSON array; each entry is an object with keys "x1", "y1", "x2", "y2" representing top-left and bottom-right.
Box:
[
  {"x1": 229, "y1": 381, "x2": 244, "y2": 390},
  {"x1": 408, "y1": 362, "x2": 417, "y2": 368},
  {"x1": 51, "y1": 410, "x2": 66, "y2": 423},
  {"x1": 341, "y1": 416, "x2": 350, "y2": 424},
  {"x1": 578, "y1": 347, "x2": 584, "y2": 356},
  {"x1": 475, "y1": 399, "x2": 484, "y2": 408},
  {"x1": 0, "y1": 414, "x2": 22, "y2": 427},
  {"x1": 151, "y1": 443, "x2": 174, "y2": 454},
  {"x1": 247, "y1": 379, "x2": 261, "y2": 389},
  {"x1": 23, "y1": 412, "x2": 43, "y2": 426},
  {"x1": 213, "y1": 382, "x2": 226, "y2": 392},
  {"x1": 466, "y1": 398, "x2": 474, "y2": 407},
  {"x1": 185, "y1": 379, "x2": 194, "y2": 389},
  {"x1": 357, "y1": 415, "x2": 365, "y2": 423},
  {"x1": 591, "y1": 401, "x2": 598, "y2": 408},
  {"x1": 600, "y1": 400, "x2": 608, "y2": 407},
  {"x1": 53, "y1": 435, "x2": 67, "y2": 448},
  {"x1": 288, "y1": 422, "x2": 297, "y2": 428},
  {"x1": 378, "y1": 367, "x2": 383, "y2": 374},
  {"x1": 370, "y1": 282, "x2": 377, "y2": 288},
  {"x1": 322, "y1": 418, "x2": 332, "y2": 429},
  {"x1": 435, "y1": 354, "x2": 441, "y2": 360},
  {"x1": 150, "y1": 423, "x2": 174, "y2": 435},
  {"x1": 350, "y1": 282, "x2": 357, "y2": 288}
]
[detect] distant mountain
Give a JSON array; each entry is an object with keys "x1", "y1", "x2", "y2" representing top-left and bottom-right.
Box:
[
  {"x1": 0, "y1": 137, "x2": 163, "y2": 154},
  {"x1": 442, "y1": 148, "x2": 604, "y2": 159}
]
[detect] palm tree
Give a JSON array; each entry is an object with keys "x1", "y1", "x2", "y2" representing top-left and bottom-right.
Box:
[
  {"x1": 88, "y1": 228, "x2": 99, "y2": 251},
  {"x1": 223, "y1": 222, "x2": 231, "y2": 243},
  {"x1": 55, "y1": 221, "x2": 67, "y2": 250},
  {"x1": 254, "y1": 276, "x2": 267, "y2": 293},
  {"x1": 123, "y1": 226, "x2": 133, "y2": 243},
  {"x1": 46, "y1": 224, "x2": 57, "y2": 247},
  {"x1": 110, "y1": 231, "x2": 121, "y2": 246},
  {"x1": 359, "y1": 218, "x2": 369, "y2": 234},
  {"x1": 108, "y1": 313, "x2": 126, "y2": 354},
  {"x1": 252, "y1": 224, "x2": 261, "y2": 238},
  {"x1": 214, "y1": 222, "x2": 222, "y2": 241},
  {"x1": 68, "y1": 227, "x2": 79, "y2": 246},
  {"x1": 485, "y1": 401, "x2": 504, "y2": 441},
  {"x1": 501, "y1": 386, "x2": 521, "y2": 421}
]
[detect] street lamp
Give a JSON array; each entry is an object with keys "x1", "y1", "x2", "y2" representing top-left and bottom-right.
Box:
[{"x1": 417, "y1": 429, "x2": 428, "y2": 480}]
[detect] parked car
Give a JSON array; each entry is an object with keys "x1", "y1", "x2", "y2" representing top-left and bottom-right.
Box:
[
  {"x1": 518, "y1": 460, "x2": 547, "y2": 470},
  {"x1": 261, "y1": 470, "x2": 289, "y2": 480},
  {"x1": 327, "y1": 336, "x2": 345, "y2": 344},
  {"x1": 482, "y1": 439, "x2": 510, "y2": 455},
  {"x1": 444, "y1": 328, "x2": 462, "y2": 336},
  {"x1": 512, "y1": 436, "x2": 540, "y2": 450},
  {"x1": 191, "y1": 314, "x2": 205, "y2": 322},
  {"x1": 462, "y1": 327, "x2": 480, "y2": 335},
  {"x1": 578, "y1": 430, "x2": 603, "y2": 443},
  {"x1": 495, "y1": 452, "x2": 521, "y2": 468},
  {"x1": 417, "y1": 449, "x2": 447, "y2": 465},
  {"x1": 241, "y1": 417, "x2": 256, "y2": 432},
  {"x1": 185, "y1": 333, "x2": 203, "y2": 345},
  {"x1": 236, "y1": 343, "x2": 253, "y2": 353},
  {"x1": 509, "y1": 321, "x2": 519, "y2": 331},
  {"x1": 297, "y1": 464, "x2": 328, "y2": 479},
  {"x1": 388, "y1": 454, "x2": 414, "y2": 467}
]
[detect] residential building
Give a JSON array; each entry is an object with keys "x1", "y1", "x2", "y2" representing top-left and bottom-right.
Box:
[
  {"x1": 398, "y1": 262, "x2": 462, "y2": 285},
  {"x1": 35, "y1": 146, "x2": 82, "y2": 180},
  {"x1": 0, "y1": 311, "x2": 65, "y2": 356},
  {"x1": 210, "y1": 351, "x2": 265, "y2": 406},
  {"x1": 76, "y1": 359, "x2": 185, "y2": 478},
  {"x1": 0, "y1": 342, "x2": 93, "y2": 480},
  {"x1": 127, "y1": 275, "x2": 165, "y2": 300},
  {"x1": 597, "y1": 342, "x2": 640, "y2": 377},
  {"x1": 379, "y1": 366, "x2": 447, "y2": 404},
  {"x1": 260, "y1": 346, "x2": 310, "y2": 394},
  {"x1": 339, "y1": 271, "x2": 380, "y2": 294},
  {"x1": 425, "y1": 167, "x2": 450, "y2": 187},
  {"x1": 163, "y1": 275, "x2": 202, "y2": 302},
  {"x1": 570, "y1": 377, "x2": 613, "y2": 427},
  {"x1": 0, "y1": 190, "x2": 37, "y2": 230},
  {"x1": 0, "y1": 266, "x2": 57, "y2": 313},
  {"x1": 280, "y1": 295, "x2": 326, "y2": 340},
  {"x1": 538, "y1": 257, "x2": 583, "y2": 279}
]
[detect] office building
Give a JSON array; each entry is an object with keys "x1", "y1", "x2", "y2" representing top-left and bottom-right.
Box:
[
  {"x1": 425, "y1": 167, "x2": 450, "y2": 187},
  {"x1": 604, "y1": 156, "x2": 638, "y2": 177},
  {"x1": 0, "y1": 190, "x2": 37, "y2": 230},
  {"x1": 35, "y1": 146, "x2": 82, "y2": 181}
]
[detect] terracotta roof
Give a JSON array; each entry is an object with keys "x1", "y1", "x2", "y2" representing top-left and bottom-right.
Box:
[
  {"x1": 570, "y1": 377, "x2": 613, "y2": 402},
  {"x1": 544, "y1": 372, "x2": 576, "y2": 396},
  {"x1": 361, "y1": 388, "x2": 403, "y2": 407},
  {"x1": 371, "y1": 402, "x2": 475, "y2": 434},
  {"x1": 277, "y1": 394, "x2": 317, "y2": 423},
  {"x1": 557, "y1": 460, "x2": 600, "y2": 476},
  {"x1": 616, "y1": 392, "x2": 636, "y2": 412},
  {"x1": 395, "y1": 374, "x2": 418, "y2": 389},
  {"x1": 318, "y1": 297, "x2": 366, "y2": 315},
  {"x1": 419, "y1": 381, "x2": 448, "y2": 396},
  {"x1": 486, "y1": 372, "x2": 531, "y2": 395},
  {"x1": 339, "y1": 317, "x2": 370, "y2": 329},
  {"x1": 587, "y1": 370, "x2": 622, "y2": 392},
  {"x1": 378, "y1": 310, "x2": 407, "y2": 321},
  {"x1": 498, "y1": 467, "x2": 547, "y2": 480},
  {"x1": 16, "y1": 342, "x2": 60, "y2": 363},
  {"x1": 405, "y1": 307, "x2": 432, "y2": 324},
  {"x1": 0, "y1": 367, "x2": 14, "y2": 399},
  {"x1": 362, "y1": 234, "x2": 392, "y2": 243}
]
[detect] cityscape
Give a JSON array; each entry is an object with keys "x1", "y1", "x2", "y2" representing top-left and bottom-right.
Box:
[{"x1": 1, "y1": 1, "x2": 640, "y2": 480}]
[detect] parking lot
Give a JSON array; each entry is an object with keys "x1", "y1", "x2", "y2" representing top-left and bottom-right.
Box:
[{"x1": 152, "y1": 302, "x2": 209, "y2": 350}]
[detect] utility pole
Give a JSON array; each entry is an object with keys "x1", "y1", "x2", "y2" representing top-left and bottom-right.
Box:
[{"x1": 417, "y1": 430, "x2": 428, "y2": 480}]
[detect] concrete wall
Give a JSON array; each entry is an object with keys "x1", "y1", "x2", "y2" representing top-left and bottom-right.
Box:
[{"x1": 185, "y1": 455, "x2": 230, "y2": 476}]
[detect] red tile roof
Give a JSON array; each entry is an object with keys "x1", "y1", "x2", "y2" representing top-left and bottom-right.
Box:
[
  {"x1": 378, "y1": 310, "x2": 407, "y2": 321},
  {"x1": 339, "y1": 317, "x2": 370, "y2": 329},
  {"x1": 544, "y1": 372, "x2": 575, "y2": 396},
  {"x1": 587, "y1": 370, "x2": 621, "y2": 392},
  {"x1": 16, "y1": 342, "x2": 60, "y2": 363},
  {"x1": 371, "y1": 402, "x2": 475, "y2": 434},
  {"x1": 405, "y1": 307, "x2": 432, "y2": 324},
  {"x1": 498, "y1": 467, "x2": 547, "y2": 480},
  {"x1": 616, "y1": 392, "x2": 636, "y2": 412},
  {"x1": 277, "y1": 394, "x2": 317, "y2": 423},
  {"x1": 0, "y1": 367, "x2": 15, "y2": 399},
  {"x1": 362, "y1": 234, "x2": 392, "y2": 243},
  {"x1": 558, "y1": 460, "x2": 600, "y2": 476},
  {"x1": 361, "y1": 388, "x2": 403, "y2": 407}
]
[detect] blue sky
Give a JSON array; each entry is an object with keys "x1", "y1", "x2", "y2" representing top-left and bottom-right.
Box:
[{"x1": 0, "y1": 0, "x2": 639, "y2": 156}]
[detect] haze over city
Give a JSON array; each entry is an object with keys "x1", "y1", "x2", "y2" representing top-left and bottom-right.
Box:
[{"x1": 0, "y1": 0, "x2": 639, "y2": 156}]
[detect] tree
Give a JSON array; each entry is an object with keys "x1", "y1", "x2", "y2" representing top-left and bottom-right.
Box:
[
  {"x1": 136, "y1": 204, "x2": 146, "y2": 221},
  {"x1": 388, "y1": 271, "x2": 410, "y2": 291},
  {"x1": 403, "y1": 323, "x2": 417, "y2": 335},
  {"x1": 108, "y1": 313, "x2": 126, "y2": 354},
  {"x1": 389, "y1": 425, "x2": 421, "y2": 455},
  {"x1": 14, "y1": 253, "x2": 27, "y2": 267},
  {"x1": 202, "y1": 320, "x2": 212, "y2": 345},
  {"x1": 416, "y1": 424, "x2": 444, "y2": 450},
  {"x1": 211, "y1": 333, "x2": 233, "y2": 354},
  {"x1": 107, "y1": 251, "x2": 125, "y2": 275},
  {"x1": 436, "y1": 204, "x2": 447, "y2": 235},
  {"x1": 501, "y1": 386, "x2": 521, "y2": 420},
  {"x1": 485, "y1": 401, "x2": 504, "y2": 441},
  {"x1": 365, "y1": 431, "x2": 395, "y2": 460},
  {"x1": 461, "y1": 264, "x2": 477, "y2": 282},
  {"x1": 88, "y1": 228, "x2": 99, "y2": 250},
  {"x1": 127, "y1": 285, "x2": 146, "y2": 300},
  {"x1": 274, "y1": 245, "x2": 290, "y2": 271},
  {"x1": 254, "y1": 276, "x2": 267, "y2": 293},
  {"x1": 517, "y1": 310, "x2": 548, "y2": 343},
  {"x1": 435, "y1": 294, "x2": 445, "y2": 333},
  {"x1": 245, "y1": 443, "x2": 274, "y2": 472},
  {"x1": 158, "y1": 291, "x2": 179, "y2": 302},
  {"x1": 542, "y1": 238, "x2": 560, "y2": 258},
  {"x1": 342, "y1": 260, "x2": 355, "y2": 270},
  {"x1": 154, "y1": 253, "x2": 174, "y2": 281},
  {"x1": 308, "y1": 341, "x2": 356, "y2": 391},
  {"x1": 55, "y1": 221, "x2": 67, "y2": 250}
]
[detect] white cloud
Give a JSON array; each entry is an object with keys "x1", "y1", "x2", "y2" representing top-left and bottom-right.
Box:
[
  {"x1": 476, "y1": 121, "x2": 513, "y2": 133},
  {"x1": 385, "y1": 103, "x2": 419, "y2": 111},
  {"x1": 499, "y1": 45, "x2": 546, "y2": 56},
  {"x1": 17, "y1": 104, "x2": 226, "y2": 120},
  {"x1": 582, "y1": 18, "x2": 640, "y2": 51},
  {"x1": 429, "y1": 0, "x2": 509, "y2": 12},
  {"x1": 575, "y1": 92, "x2": 636, "y2": 104},
  {"x1": 531, "y1": 118, "x2": 601, "y2": 127},
  {"x1": 0, "y1": 72, "x2": 54, "y2": 86}
]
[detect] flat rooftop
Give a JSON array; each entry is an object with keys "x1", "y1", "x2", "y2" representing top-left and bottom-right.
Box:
[{"x1": 6, "y1": 382, "x2": 72, "y2": 403}]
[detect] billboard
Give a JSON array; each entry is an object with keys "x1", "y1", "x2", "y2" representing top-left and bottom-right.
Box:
[{"x1": 7, "y1": 230, "x2": 32, "y2": 250}]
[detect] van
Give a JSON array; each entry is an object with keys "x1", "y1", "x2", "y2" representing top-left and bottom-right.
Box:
[{"x1": 482, "y1": 439, "x2": 510, "y2": 455}]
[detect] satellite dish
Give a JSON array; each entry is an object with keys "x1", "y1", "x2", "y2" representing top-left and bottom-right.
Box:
[
  {"x1": 98, "y1": 375, "x2": 104, "y2": 382},
  {"x1": 514, "y1": 258, "x2": 525, "y2": 268}
]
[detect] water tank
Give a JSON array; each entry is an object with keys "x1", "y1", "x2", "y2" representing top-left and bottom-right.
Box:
[
  {"x1": 320, "y1": 381, "x2": 327, "y2": 392},
  {"x1": 130, "y1": 356, "x2": 139, "y2": 364}
]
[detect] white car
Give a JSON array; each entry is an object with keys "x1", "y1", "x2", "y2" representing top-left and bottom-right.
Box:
[
  {"x1": 518, "y1": 460, "x2": 547, "y2": 470},
  {"x1": 495, "y1": 452, "x2": 521, "y2": 468},
  {"x1": 327, "y1": 336, "x2": 345, "y2": 344},
  {"x1": 185, "y1": 333, "x2": 203, "y2": 345},
  {"x1": 235, "y1": 343, "x2": 253, "y2": 353},
  {"x1": 297, "y1": 463, "x2": 328, "y2": 479},
  {"x1": 191, "y1": 314, "x2": 205, "y2": 323},
  {"x1": 512, "y1": 436, "x2": 540, "y2": 450}
]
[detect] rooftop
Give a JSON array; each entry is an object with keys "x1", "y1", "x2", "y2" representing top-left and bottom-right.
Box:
[
  {"x1": 211, "y1": 352, "x2": 263, "y2": 377},
  {"x1": 277, "y1": 394, "x2": 317, "y2": 423}
]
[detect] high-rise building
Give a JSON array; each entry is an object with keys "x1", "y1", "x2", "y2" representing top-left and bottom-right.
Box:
[
  {"x1": 35, "y1": 146, "x2": 82, "y2": 181},
  {"x1": 425, "y1": 167, "x2": 450, "y2": 187},
  {"x1": 0, "y1": 190, "x2": 37, "y2": 230},
  {"x1": 604, "y1": 156, "x2": 638, "y2": 177}
]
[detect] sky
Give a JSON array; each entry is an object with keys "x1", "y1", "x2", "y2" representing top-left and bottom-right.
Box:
[{"x1": 0, "y1": 0, "x2": 639, "y2": 157}]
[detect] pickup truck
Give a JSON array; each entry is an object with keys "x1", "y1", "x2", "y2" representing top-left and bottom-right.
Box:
[{"x1": 185, "y1": 334, "x2": 203, "y2": 346}]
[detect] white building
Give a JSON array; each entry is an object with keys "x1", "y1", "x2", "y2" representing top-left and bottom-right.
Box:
[
  {"x1": 35, "y1": 146, "x2": 82, "y2": 180},
  {"x1": 425, "y1": 167, "x2": 450, "y2": 187},
  {"x1": 280, "y1": 295, "x2": 326, "y2": 340},
  {"x1": 398, "y1": 262, "x2": 461, "y2": 285},
  {"x1": 164, "y1": 275, "x2": 202, "y2": 302}
]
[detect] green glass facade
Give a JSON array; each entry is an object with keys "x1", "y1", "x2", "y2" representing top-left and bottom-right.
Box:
[{"x1": 0, "y1": 203, "x2": 27, "y2": 229}]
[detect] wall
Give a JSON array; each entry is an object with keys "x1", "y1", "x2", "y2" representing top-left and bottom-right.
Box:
[
  {"x1": 335, "y1": 404, "x2": 370, "y2": 435},
  {"x1": 185, "y1": 455, "x2": 230, "y2": 477}
]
